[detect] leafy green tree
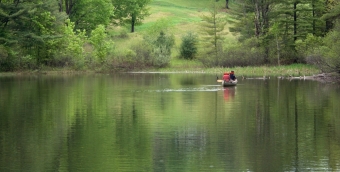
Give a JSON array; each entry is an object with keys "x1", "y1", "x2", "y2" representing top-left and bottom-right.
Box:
[
  {"x1": 58, "y1": 19, "x2": 87, "y2": 68},
  {"x1": 319, "y1": 20, "x2": 340, "y2": 73},
  {"x1": 112, "y1": 0, "x2": 151, "y2": 32},
  {"x1": 268, "y1": 22, "x2": 281, "y2": 65},
  {"x1": 295, "y1": 33, "x2": 323, "y2": 59},
  {"x1": 296, "y1": 19, "x2": 340, "y2": 74},
  {"x1": 90, "y1": 25, "x2": 110, "y2": 63},
  {"x1": 59, "y1": 0, "x2": 113, "y2": 34}
]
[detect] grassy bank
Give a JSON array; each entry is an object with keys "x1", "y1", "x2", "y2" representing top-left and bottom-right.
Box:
[
  {"x1": 132, "y1": 59, "x2": 320, "y2": 77},
  {"x1": 0, "y1": 61, "x2": 320, "y2": 77}
]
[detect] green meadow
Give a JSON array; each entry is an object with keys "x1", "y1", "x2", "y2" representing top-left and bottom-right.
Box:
[
  {"x1": 116, "y1": 0, "x2": 319, "y2": 77},
  {"x1": 113, "y1": 0, "x2": 239, "y2": 70}
]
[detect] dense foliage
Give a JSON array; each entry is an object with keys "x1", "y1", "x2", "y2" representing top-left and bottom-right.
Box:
[
  {"x1": 112, "y1": 0, "x2": 151, "y2": 33},
  {"x1": 0, "y1": 0, "x2": 340, "y2": 73},
  {"x1": 225, "y1": 0, "x2": 340, "y2": 73}
]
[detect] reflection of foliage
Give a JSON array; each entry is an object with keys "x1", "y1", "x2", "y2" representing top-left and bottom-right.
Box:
[{"x1": 1, "y1": 75, "x2": 340, "y2": 171}]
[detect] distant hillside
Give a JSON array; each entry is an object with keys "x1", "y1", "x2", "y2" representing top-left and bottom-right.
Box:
[{"x1": 114, "y1": 0, "x2": 236, "y2": 57}]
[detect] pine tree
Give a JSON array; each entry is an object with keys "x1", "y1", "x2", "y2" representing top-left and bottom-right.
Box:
[
  {"x1": 199, "y1": 1, "x2": 227, "y2": 66},
  {"x1": 0, "y1": 0, "x2": 66, "y2": 68}
]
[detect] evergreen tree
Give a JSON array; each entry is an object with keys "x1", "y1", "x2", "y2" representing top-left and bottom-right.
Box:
[
  {"x1": 151, "y1": 31, "x2": 174, "y2": 67},
  {"x1": 180, "y1": 32, "x2": 198, "y2": 60},
  {"x1": 199, "y1": 0, "x2": 227, "y2": 66},
  {"x1": 321, "y1": 0, "x2": 340, "y2": 32},
  {"x1": 0, "y1": 0, "x2": 66, "y2": 69},
  {"x1": 229, "y1": 0, "x2": 330, "y2": 64}
]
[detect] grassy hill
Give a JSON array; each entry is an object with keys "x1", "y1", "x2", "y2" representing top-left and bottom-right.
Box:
[
  {"x1": 114, "y1": 1, "x2": 233, "y2": 49},
  {"x1": 142, "y1": 0, "x2": 234, "y2": 38},
  {"x1": 111, "y1": 0, "x2": 236, "y2": 68},
  {"x1": 105, "y1": 0, "x2": 321, "y2": 76}
]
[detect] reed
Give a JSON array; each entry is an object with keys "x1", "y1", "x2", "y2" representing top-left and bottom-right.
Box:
[{"x1": 154, "y1": 61, "x2": 320, "y2": 77}]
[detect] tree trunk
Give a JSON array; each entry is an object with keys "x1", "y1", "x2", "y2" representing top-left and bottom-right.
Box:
[
  {"x1": 293, "y1": 2, "x2": 298, "y2": 62},
  {"x1": 226, "y1": 0, "x2": 229, "y2": 9},
  {"x1": 131, "y1": 14, "x2": 135, "y2": 33},
  {"x1": 58, "y1": 0, "x2": 63, "y2": 12},
  {"x1": 65, "y1": 0, "x2": 73, "y2": 15},
  {"x1": 312, "y1": 0, "x2": 315, "y2": 35},
  {"x1": 293, "y1": 2, "x2": 297, "y2": 41},
  {"x1": 254, "y1": 1, "x2": 261, "y2": 37},
  {"x1": 325, "y1": 0, "x2": 333, "y2": 33},
  {"x1": 275, "y1": 33, "x2": 280, "y2": 66},
  {"x1": 262, "y1": 3, "x2": 269, "y2": 35}
]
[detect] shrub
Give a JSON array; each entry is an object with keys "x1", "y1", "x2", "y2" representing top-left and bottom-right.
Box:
[
  {"x1": 53, "y1": 19, "x2": 87, "y2": 68},
  {"x1": 180, "y1": 32, "x2": 198, "y2": 60},
  {"x1": 118, "y1": 28, "x2": 129, "y2": 38},
  {"x1": 319, "y1": 21, "x2": 340, "y2": 73},
  {"x1": 142, "y1": 18, "x2": 175, "y2": 68},
  {"x1": 0, "y1": 46, "x2": 24, "y2": 71},
  {"x1": 197, "y1": 41, "x2": 224, "y2": 67},
  {"x1": 20, "y1": 55, "x2": 37, "y2": 69},
  {"x1": 300, "y1": 20, "x2": 340, "y2": 73},
  {"x1": 90, "y1": 25, "x2": 110, "y2": 63},
  {"x1": 152, "y1": 45, "x2": 171, "y2": 67},
  {"x1": 220, "y1": 37, "x2": 265, "y2": 67},
  {"x1": 150, "y1": 31, "x2": 174, "y2": 68},
  {"x1": 130, "y1": 41, "x2": 153, "y2": 67}
]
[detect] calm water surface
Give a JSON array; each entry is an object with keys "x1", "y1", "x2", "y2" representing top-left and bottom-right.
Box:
[{"x1": 1, "y1": 73, "x2": 340, "y2": 171}]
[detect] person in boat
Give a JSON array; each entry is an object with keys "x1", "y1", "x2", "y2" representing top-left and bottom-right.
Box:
[
  {"x1": 223, "y1": 72, "x2": 230, "y2": 82},
  {"x1": 230, "y1": 71, "x2": 236, "y2": 81}
]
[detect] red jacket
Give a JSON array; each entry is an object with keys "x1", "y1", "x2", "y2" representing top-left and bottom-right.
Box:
[{"x1": 223, "y1": 74, "x2": 230, "y2": 81}]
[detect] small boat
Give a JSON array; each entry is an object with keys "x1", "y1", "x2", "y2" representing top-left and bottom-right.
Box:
[{"x1": 222, "y1": 79, "x2": 237, "y2": 87}]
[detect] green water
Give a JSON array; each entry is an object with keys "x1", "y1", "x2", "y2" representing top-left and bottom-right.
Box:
[{"x1": 0, "y1": 73, "x2": 340, "y2": 171}]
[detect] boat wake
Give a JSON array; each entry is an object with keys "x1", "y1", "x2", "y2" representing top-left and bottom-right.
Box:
[{"x1": 150, "y1": 86, "x2": 223, "y2": 92}]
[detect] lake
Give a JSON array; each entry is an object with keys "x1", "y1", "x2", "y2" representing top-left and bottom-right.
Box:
[{"x1": 0, "y1": 73, "x2": 340, "y2": 171}]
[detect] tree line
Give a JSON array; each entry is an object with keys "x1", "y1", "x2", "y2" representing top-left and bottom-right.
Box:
[
  {"x1": 0, "y1": 0, "x2": 154, "y2": 71},
  {"x1": 1, "y1": 0, "x2": 340, "y2": 74},
  {"x1": 214, "y1": 0, "x2": 340, "y2": 74}
]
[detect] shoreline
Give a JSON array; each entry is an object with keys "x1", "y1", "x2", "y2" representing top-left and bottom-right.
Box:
[{"x1": 1, "y1": 66, "x2": 339, "y2": 83}]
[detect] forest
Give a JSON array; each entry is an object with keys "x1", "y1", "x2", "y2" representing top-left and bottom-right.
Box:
[{"x1": 0, "y1": 0, "x2": 340, "y2": 74}]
